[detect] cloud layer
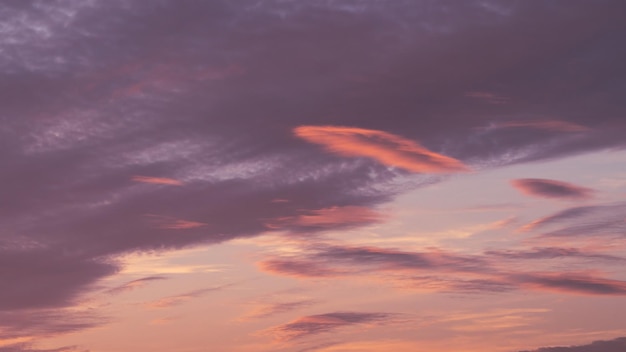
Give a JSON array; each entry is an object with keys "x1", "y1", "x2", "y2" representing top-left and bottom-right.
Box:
[
  {"x1": 520, "y1": 337, "x2": 626, "y2": 352},
  {"x1": 1, "y1": 0, "x2": 625, "y2": 349}
]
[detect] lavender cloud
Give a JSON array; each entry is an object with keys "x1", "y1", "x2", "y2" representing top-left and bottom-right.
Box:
[
  {"x1": 106, "y1": 276, "x2": 167, "y2": 295},
  {"x1": 264, "y1": 311, "x2": 397, "y2": 341},
  {"x1": 522, "y1": 203, "x2": 626, "y2": 238},
  {"x1": 0, "y1": 345, "x2": 86, "y2": 352},
  {"x1": 519, "y1": 337, "x2": 626, "y2": 352},
  {"x1": 511, "y1": 178, "x2": 594, "y2": 200}
]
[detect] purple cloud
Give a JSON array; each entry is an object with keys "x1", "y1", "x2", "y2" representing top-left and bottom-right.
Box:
[
  {"x1": 511, "y1": 178, "x2": 594, "y2": 200},
  {"x1": 1, "y1": 0, "x2": 625, "y2": 347},
  {"x1": 106, "y1": 276, "x2": 167, "y2": 295},
  {"x1": 519, "y1": 337, "x2": 626, "y2": 352},
  {"x1": 522, "y1": 203, "x2": 626, "y2": 238},
  {"x1": 0, "y1": 345, "x2": 85, "y2": 352},
  {"x1": 265, "y1": 311, "x2": 397, "y2": 341}
]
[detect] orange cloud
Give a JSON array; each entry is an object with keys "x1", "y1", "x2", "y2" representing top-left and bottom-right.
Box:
[
  {"x1": 144, "y1": 214, "x2": 207, "y2": 229},
  {"x1": 160, "y1": 220, "x2": 207, "y2": 229},
  {"x1": 293, "y1": 125, "x2": 469, "y2": 173},
  {"x1": 132, "y1": 175, "x2": 183, "y2": 186}
]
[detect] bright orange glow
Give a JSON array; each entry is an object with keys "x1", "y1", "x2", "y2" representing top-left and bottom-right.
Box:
[
  {"x1": 132, "y1": 175, "x2": 184, "y2": 186},
  {"x1": 294, "y1": 125, "x2": 469, "y2": 173}
]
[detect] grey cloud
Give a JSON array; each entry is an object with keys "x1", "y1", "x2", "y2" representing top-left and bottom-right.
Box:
[
  {"x1": 511, "y1": 178, "x2": 594, "y2": 200},
  {"x1": 485, "y1": 247, "x2": 625, "y2": 262},
  {"x1": 260, "y1": 242, "x2": 626, "y2": 296},
  {"x1": 519, "y1": 337, "x2": 626, "y2": 352},
  {"x1": 0, "y1": 308, "x2": 104, "y2": 341},
  {"x1": 0, "y1": 345, "x2": 85, "y2": 352},
  {"x1": 523, "y1": 203, "x2": 626, "y2": 238},
  {"x1": 513, "y1": 273, "x2": 626, "y2": 295},
  {"x1": 266, "y1": 311, "x2": 396, "y2": 341},
  {"x1": 106, "y1": 275, "x2": 167, "y2": 294}
]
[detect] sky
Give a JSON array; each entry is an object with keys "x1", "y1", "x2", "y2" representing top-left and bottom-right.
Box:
[{"x1": 1, "y1": 0, "x2": 625, "y2": 351}]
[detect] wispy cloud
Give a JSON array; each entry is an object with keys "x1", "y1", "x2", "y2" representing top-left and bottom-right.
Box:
[
  {"x1": 493, "y1": 120, "x2": 589, "y2": 132},
  {"x1": 521, "y1": 202, "x2": 626, "y2": 238},
  {"x1": 0, "y1": 344, "x2": 86, "y2": 352},
  {"x1": 511, "y1": 178, "x2": 594, "y2": 200},
  {"x1": 258, "y1": 241, "x2": 626, "y2": 296},
  {"x1": 294, "y1": 126, "x2": 469, "y2": 173},
  {"x1": 514, "y1": 273, "x2": 626, "y2": 296},
  {"x1": 146, "y1": 285, "x2": 229, "y2": 309},
  {"x1": 266, "y1": 206, "x2": 384, "y2": 231},
  {"x1": 484, "y1": 247, "x2": 625, "y2": 262},
  {"x1": 242, "y1": 299, "x2": 317, "y2": 320},
  {"x1": 518, "y1": 336, "x2": 626, "y2": 352},
  {"x1": 131, "y1": 176, "x2": 183, "y2": 186},
  {"x1": 106, "y1": 276, "x2": 167, "y2": 295},
  {"x1": 263, "y1": 312, "x2": 398, "y2": 341}
]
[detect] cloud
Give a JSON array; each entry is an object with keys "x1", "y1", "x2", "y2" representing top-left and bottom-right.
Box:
[
  {"x1": 514, "y1": 273, "x2": 626, "y2": 295},
  {"x1": 131, "y1": 176, "x2": 183, "y2": 186},
  {"x1": 243, "y1": 300, "x2": 317, "y2": 320},
  {"x1": 106, "y1": 276, "x2": 167, "y2": 295},
  {"x1": 259, "y1": 244, "x2": 488, "y2": 278},
  {"x1": 465, "y1": 91, "x2": 511, "y2": 104},
  {"x1": 493, "y1": 120, "x2": 590, "y2": 132},
  {"x1": 264, "y1": 312, "x2": 397, "y2": 341},
  {"x1": 484, "y1": 247, "x2": 625, "y2": 262},
  {"x1": 0, "y1": 249, "x2": 117, "y2": 311},
  {"x1": 521, "y1": 203, "x2": 626, "y2": 238},
  {"x1": 259, "y1": 241, "x2": 626, "y2": 296},
  {"x1": 511, "y1": 178, "x2": 594, "y2": 200},
  {"x1": 519, "y1": 337, "x2": 626, "y2": 352},
  {"x1": 0, "y1": 308, "x2": 104, "y2": 342},
  {"x1": 294, "y1": 126, "x2": 469, "y2": 173},
  {"x1": 265, "y1": 206, "x2": 384, "y2": 231},
  {"x1": 146, "y1": 285, "x2": 228, "y2": 308},
  {"x1": 144, "y1": 214, "x2": 207, "y2": 230},
  {"x1": 258, "y1": 259, "x2": 344, "y2": 278},
  {"x1": 2, "y1": 0, "x2": 626, "y2": 347},
  {"x1": 0, "y1": 345, "x2": 86, "y2": 352}
]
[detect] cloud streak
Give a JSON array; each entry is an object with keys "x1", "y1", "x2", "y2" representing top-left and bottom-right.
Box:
[
  {"x1": 131, "y1": 176, "x2": 183, "y2": 186},
  {"x1": 294, "y1": 126, "x2": 469, "y2": 174},
  {"x1": 264, "y1": 312, "x2": 397, "y2": 341},
  {"x1": 519, "y1": 337, "x2": 626, "y2": 352},
  {"x1": 511, "y1": 178, "x2": 594, "y2": 200}
]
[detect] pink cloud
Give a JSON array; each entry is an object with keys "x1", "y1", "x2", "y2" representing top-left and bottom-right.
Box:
[
  {"x1": 266, "y1": 206, "x2": 384, "y2": 230},
  {"x1": 511, "y1": 178, "x2": 594, "y2": 200},
  {"x1": 263, "y1": 311, "x2": 396, "y2": 341},
  {"x1": 132, "y1": 175, "x2": 183, "y2": 186},
  {"x1": 293, "y1": 126, "x2": 469, "y2": 173}
]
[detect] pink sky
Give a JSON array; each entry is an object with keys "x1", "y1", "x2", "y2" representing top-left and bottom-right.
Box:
[{"x1": 1, "y1": 1, "x2": 626, "y2": 352}]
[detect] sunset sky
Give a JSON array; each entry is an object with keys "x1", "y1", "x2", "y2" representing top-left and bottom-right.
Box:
[{"x1": 2, "y1": 1, "x2": 626, "y2": 352}]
